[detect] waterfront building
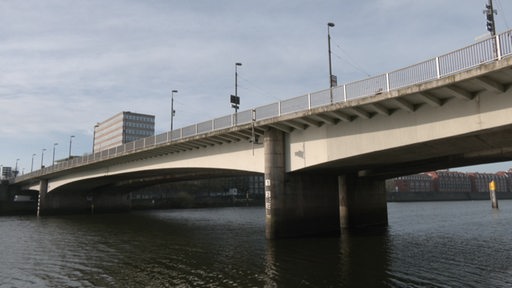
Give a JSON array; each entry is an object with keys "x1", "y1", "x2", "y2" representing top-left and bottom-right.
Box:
[
  {"x1": 387, "y1": 170, "x2": 512, "y2": 194},
  {"x1": 93, "y1": 112, "x2": 155, "y2": 153}
]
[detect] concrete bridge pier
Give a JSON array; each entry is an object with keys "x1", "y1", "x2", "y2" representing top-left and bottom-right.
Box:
[
  {"x1": 264, "y1": 128, "x2": 388, "y2": 239},
  {"x1": 339, "y1": 174, "x2": 388, "y2": 230},
  {"x1": 264, "y1": 129, "x2": 340, "y2": 239},
  {"x1": 37, "y1": 179, "x2": 48, "y2": 216}
]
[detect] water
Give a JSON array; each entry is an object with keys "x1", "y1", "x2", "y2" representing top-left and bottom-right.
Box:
[{"x1": 1, "y1": 201, "x2": 511, "y2": 287}]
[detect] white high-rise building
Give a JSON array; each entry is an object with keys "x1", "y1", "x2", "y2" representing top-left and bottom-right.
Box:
[{"x1": 93, "y1": 111, "x2": 155, "y2": 153}]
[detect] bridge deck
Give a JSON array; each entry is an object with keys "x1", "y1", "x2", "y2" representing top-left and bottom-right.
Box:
[{"x1": 14, "y1": 29, "x2": 512, "y2": 184}]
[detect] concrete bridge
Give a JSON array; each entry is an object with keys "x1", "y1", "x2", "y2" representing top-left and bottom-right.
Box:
[{"x1": 13, "y1": 30, "x2": 512, "y2": 238}]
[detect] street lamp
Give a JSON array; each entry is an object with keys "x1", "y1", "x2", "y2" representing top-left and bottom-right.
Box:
[
  {"x1": 41, "y1": 148, "x2": 46, "y2": 168},
  {"x1": 52, "y1": 143, "x2": 58, "y2": 165},
  {"x1": 484, "y1": 0, "x2": 497, "y2": 36},
  {"x1": 31, "y1": 153, "x2": 36, "y2": 172},
  {"x1": 231, "y1": 62, "x2": 242, "y2": 125},
  {"x1": 68, "y1": 135, "x2": 75, "y2": 159},
  {"x1": 171, "y1": 90, "x2": 178, "y2": 132},
  {"x1": 327, "y1": 22, "x2": 336, "y2": 103},
  {"x1": 484, "y1": 0, "x2": 498, "y2": 58},
  {"x1": 93, "y1": 123, "x2": 99, "y2": 153},
  {"x1": 14, "y1": 158, "x2": 19, "y2": 177}
]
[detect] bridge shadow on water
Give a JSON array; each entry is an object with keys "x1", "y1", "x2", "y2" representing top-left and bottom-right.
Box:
[{"x1": 264, "y1": 229, "x2": 391, "y2": 287}]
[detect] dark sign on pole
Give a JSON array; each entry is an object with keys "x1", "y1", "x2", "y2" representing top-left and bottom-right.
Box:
[{"x1": 230, "y1": 95, "x2": 240, "y2": 105}]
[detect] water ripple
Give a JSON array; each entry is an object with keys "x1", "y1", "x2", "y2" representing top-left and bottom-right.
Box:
[{"x1": 0, "y1": 202, "x2": 511, "y2": 287}]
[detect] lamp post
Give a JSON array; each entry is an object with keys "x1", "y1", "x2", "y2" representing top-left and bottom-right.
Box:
[
  {"x1": 31, "y1": 154, "x2": 36, "y2": 172},
  {"x1": 484, "y1": 0, "x2": 498, "y2": 58},
  {"x1": 171, "y1": 90, "x2": 178, "y2": 133},
  {"x1": 41, "y1": 148, "x2": 46, "y2": 168},
  {"x1": 52, "y1": 143, "x2": 58, "y2": 165},
  {"x1": 327, "y1": 22, "x2": 336, "y2": 103},
  {"x1": 68, "y1": 135, "x2": 75, "y2": 159},
  {"x1": 231, "y1": 62, "x2": 242, "y2": 125},
  {"x1": 93, "y1": 123, "x2": 99, "y2": 153},
  {"x1": 14, "y1": 158, "x2": 19, "y2": 177},
  {"x1": 485, "y1": 0, "x2": 497, "y2": 36}
]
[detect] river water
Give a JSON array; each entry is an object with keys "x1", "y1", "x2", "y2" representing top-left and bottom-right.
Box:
[{"x1": 1, "y1": 200, "x2": 511, "y2": 287}]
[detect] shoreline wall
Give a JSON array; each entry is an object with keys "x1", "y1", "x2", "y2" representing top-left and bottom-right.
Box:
[{"x1": 387, "y1": 191, "x2": 512, "y2": 202}]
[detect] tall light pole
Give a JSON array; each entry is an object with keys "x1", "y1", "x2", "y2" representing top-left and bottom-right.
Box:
[
  {"x1": 93, "y1": 123, "x2": 99, "y2": 153},
  {"x1": 171, "y1": 90, "x2": 178, "y2": 132},
  {"x1": 484, "y1": 0, "x2": 497, "y2": 36},
  {"x1": 68, "y1": 135, "x2": 75, "y2": 159},
  {"x1": 327, "y1": 22, "x2": 336, "y2": 103},
  {"x1": 52, "y1": 143, "x2": 58, "y2": 165},
  {"x1": 31, "y1": 154, "x2": 36, "y2": 172},
  {"x1": 230, "y1": 62, "x2": 242, "y2": 125},
  {"x1": 484, "y1": 0, "x2": 498, "y2": 58},
  {"x1": 14, "y1": 158, "x2": 19, "y2": 177},
  {"x1": 41, "y1": 148, "x2": 46, "y2": 168}
]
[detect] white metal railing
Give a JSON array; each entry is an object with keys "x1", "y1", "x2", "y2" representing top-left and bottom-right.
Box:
[
  {"x1": 388, "y1": 58, "x2": 438, "y2": 90},
  {"x1": 345, "y1": 74, "x2": 387, "y2": 100},
  {"x1": 16, "y1": 29, "x2": 512, "y2": 182}
]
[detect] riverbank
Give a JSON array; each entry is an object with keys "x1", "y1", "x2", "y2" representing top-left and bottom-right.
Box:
[{"x1": 387, "y1": 191, "x2": 512, "y2": 202}]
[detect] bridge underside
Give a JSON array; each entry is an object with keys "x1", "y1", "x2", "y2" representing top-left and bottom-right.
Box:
[
  {"x1": 37, "y1": 168, "x2": 261, "y2": 215},
  {"x1": 308, "y1": 123, "x2": 512, "y2": 178}
]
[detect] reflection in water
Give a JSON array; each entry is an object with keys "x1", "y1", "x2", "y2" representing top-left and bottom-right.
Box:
[
  {"x1": 1, "y1": 201, "x2": 512, "y2": 287},
  {"x1": 265, "y1": 237, "x2": 342, "y2": 287},
  {"x1": 340, "y1": 229, "x2": 390, "y2": 287},
  {"x1": 264, "y1": 230, "x2": 390, "y2": 287}
]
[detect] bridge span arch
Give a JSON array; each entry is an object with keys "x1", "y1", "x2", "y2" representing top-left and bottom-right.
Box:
[{"x1": 35, "y1": 167, "x2": 262, "y2": 215}]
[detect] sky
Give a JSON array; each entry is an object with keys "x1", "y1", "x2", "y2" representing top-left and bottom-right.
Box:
[{"x1": 1, "y1": 0, "x2": 512, "y2": 174}]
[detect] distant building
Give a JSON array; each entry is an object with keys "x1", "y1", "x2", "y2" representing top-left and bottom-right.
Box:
[
  {"x1": 93, "y1": 111, "x2": 155, "y2": 153},
  {"x1": 1, "y1": 166, "x2": 12, "y2": 179}
]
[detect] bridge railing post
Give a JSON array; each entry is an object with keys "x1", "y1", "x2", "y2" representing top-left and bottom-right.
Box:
[
  {"x1": 435, "y1": 57, "x2": 441, "y2": 79},
  {"x1": 496, "y1": 34, "x2": 502, "y2": 60},
  {"x1": 385, "y1": 73, "x2": 390, "y2": 92}
]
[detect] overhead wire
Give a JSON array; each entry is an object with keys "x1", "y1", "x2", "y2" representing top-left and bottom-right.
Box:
[
  {"x1": 331, "y1": 40, "x2": 372, "y2": 78},
  {"x1": 237, "y1": 74, "x2": 282, "y2": 102},
  {"x1": 495, "y1": 0, "x2": 510, "y2": 30}
]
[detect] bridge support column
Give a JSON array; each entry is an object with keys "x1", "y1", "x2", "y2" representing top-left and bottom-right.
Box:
[
  {"x1": 37, "y1": 179, "x2": 48, "y2": 216},
  {"x1": 339, "y1": 174, "x2": 388, "y2": 230},
  {"x1": 264, "y1": 128, "x2": 285, "y2": 239},
  {"x1": 264, "y1": 128, "x2": 340, "y2": 239}
]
